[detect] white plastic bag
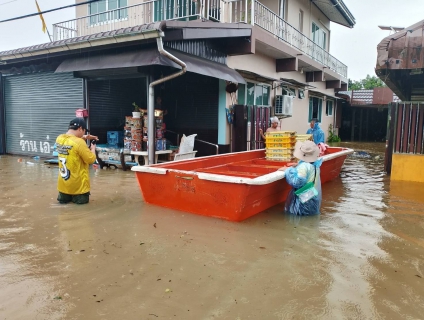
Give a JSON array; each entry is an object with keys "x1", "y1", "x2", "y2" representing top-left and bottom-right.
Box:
[{"x1": 179, "y1": 134, "x2": 197, "y2": 154}]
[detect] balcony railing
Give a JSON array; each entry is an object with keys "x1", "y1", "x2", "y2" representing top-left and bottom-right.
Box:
[
  {"x1": 53, "y1": 0, "x2": 200, "y2": 42},
  {"x1": 52, "y1": 0, "x2": 347, "y2": 78},
  {"x1": 252, "y1": 2, "x2": 347, "y2": 77}
]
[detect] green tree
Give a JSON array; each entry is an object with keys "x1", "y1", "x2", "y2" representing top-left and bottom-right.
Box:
[{"x1": 348, "y1": 75, "x2": 386, "y2": 90}]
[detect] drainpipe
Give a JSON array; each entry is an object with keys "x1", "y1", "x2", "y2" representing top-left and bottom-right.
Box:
[{"x1": 148, "y1": 36, "x2": 187, "y2": 165}]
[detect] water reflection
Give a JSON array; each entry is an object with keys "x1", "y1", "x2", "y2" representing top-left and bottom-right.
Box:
[{"x1": 1, "y1": 143, "x2": 424, "y2": 318}]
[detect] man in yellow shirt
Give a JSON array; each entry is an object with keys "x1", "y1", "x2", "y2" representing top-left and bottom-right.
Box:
[{"x1": 56, "y1": 118, "x2": 97, "y2": 204}]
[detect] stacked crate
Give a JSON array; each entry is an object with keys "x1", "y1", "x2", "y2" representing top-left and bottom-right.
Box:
[
  {"x1": 295, "y1": 134, "x2": 313, "y2": 142},
  {"x1": 265, "y1": 131, "x2": 296, "y2": 161}
]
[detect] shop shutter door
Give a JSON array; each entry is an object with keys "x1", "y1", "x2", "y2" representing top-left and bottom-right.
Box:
[
  {"x1": 4, "y1": 72, "x2": 83, "y2": 156},
  {"x1": 87, "y1": 78, "x2": 147, "y2": 142},
  {"x1": 166, "y1": 73, "x2": 219, "y2": 143}
]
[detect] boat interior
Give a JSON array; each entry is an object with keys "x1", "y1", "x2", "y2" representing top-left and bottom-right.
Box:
[{"x1": 151, "y1": 148, "x2": 345, "y2": 179}]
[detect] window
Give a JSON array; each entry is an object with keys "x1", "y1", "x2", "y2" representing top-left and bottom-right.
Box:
[
  {"x1": 312, "y1": 22, "x2": 326, "y2": 49},
  {"x1": 308, "y1": 97, "x2": 322, "y2": 122},
  {"x1": 299, "y1": 10, "x2": 304, "y2": 33},
  {"x1": 154, "y1": 0, "x2": 197, "y2": 22},
  {"x1": 326, "y1": 100, "x2": 333, "y2": 116},
  {"x1": 89, "y1": 0, "x2": 128, "y2": 24},
  {"x1": 282, "y1": 87, "x2": 295, "y2": 98},
  {"x1": 246, "y1": 82, "x2": 270, "y2": 106}
]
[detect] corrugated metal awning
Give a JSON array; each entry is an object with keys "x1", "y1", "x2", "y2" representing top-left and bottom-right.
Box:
[
  {"x1": 309, "y1": 90, "x2": 343, "y2": 100},
  {"x1": 235, "y1": 69, "x2": 278, "y2": 84},
  {"x1": 55, "y1": 47, "x2": 246, "y2": 84},
  {"x1": 280, "y1": 78, "x2": 315, "y2": 88}
]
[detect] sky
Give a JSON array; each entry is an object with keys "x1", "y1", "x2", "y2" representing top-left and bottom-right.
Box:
[{"x1": 0, "y1": 0, "x2": 423, "y2": 81}]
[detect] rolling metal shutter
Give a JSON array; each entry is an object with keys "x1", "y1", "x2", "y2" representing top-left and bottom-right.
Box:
[
  {"x1": 165, "y1": 72, "x2": 219, "y2": 143},
  {"x1": 88, "y1": 77, "x2": 147, "y2": 142},
  {"x1": 4, "y1": 72, "x2": 83, "y2": 157}
]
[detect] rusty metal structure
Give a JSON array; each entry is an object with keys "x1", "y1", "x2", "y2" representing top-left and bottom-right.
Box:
[
  {"x1": 376, "y1": 19, "x2": 424, "y2": 175},
  {"x1": 376, "y1": 19, "x2": 424, "y2": 101}
]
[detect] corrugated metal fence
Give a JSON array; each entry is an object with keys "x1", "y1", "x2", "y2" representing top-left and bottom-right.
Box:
[{"x1": 386, "y1": 102, "x2": 424, "y2": 174}]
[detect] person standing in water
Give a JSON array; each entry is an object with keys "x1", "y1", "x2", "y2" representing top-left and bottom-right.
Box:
[
  {"x1": 56, "y1": 118, "x2": 98, "y2": 204},
  {"x1": 259, "y1": 116, "x2": 281, "y2": 140},
  {"x1": 279, "y1": 140, "x2": 322, "y2": 216},
  {"x1": 307, "y1": 118, "x2": 325, "y2": 144}
]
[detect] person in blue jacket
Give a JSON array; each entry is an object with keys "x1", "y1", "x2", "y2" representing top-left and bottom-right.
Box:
[
  {"x1": 279, "y1": 140, "x2": 322, "y2": 216},
  {"x1": 307, "y1": 118, "x2": 325, "y2": 144}
]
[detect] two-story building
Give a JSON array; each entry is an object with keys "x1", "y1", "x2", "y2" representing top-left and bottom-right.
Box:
[{"x1": 0, "y1": 0, "x2": 355, "y2": 158}]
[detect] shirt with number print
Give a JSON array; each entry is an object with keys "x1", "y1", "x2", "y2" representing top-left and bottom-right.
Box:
[{"x1": 56, "y1": 134, "x2": 96, "y2": 195}]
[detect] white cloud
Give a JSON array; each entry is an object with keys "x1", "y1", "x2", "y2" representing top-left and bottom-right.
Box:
[
  {"x1": 330, "y1": 0, "x2": 424, "y2": 81},
  {"x1": 0, "y1": 0, "x2": 74, "y2": 51}
]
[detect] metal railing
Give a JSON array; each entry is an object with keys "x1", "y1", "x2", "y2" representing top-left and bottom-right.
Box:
[
  {"x1": 196, "y1": 138, "x2": 219, "y2": 155},
  {"x1": 53, "y1": 0, "x2": 200, "y2": 41},
  {"x1": 252, "y1": 1, "x2": 347, "y2": 77},
  {"x1": 52, "y1": 0, "x2": 347, "y2": 77},
  {"x1": 165, "y1": 130, "x2": 218, "y2": 155},
  {"x1": 166, "y1": 129, "x2": 180, "y2": 146}
]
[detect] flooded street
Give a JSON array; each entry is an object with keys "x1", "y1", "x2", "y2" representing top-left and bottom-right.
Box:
[{"x1": 1, "y1": 142, "x2": 424, "y2": 320}]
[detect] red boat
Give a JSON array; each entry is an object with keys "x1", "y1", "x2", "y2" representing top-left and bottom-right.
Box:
[{"x1": 132, "y1": 147, "x2": 354, "y2": 221}]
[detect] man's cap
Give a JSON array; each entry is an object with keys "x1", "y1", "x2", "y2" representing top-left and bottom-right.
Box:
[{"x1": 69, "y1": 117, "x2": 87, "y2": 130}]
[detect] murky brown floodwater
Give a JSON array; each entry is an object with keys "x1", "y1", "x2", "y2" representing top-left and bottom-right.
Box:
[{"x1": 1, "y1": 142, "x2": 424, "y2": 320}]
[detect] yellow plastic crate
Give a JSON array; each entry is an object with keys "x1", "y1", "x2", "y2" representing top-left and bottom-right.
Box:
[
  {"x1": 266, "y1": 142, "x2": 295, "y2": 148},
  {"x1": 265, "y1": 155, "x2": 295, "y2": 161},
  {"x1": 296, "y1": 134, "x2": 313, "y2": 142},
  {"x1": 265, "y1": 131, "x2": 296, "y2": 138},
  {"x1": 265, "y1": 136, "x2": 296, "y2": 144},
  {"x1": 266, "y1": 148, "x2": 294, "y2": 157}
]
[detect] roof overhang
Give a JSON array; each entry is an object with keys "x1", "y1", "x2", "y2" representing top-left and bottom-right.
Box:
[
  {"x1": 280, "y1": 78, "x2": 316, "y2": 89},
  {"x1": 56, "y1": 47, "x2": 246, "y2": 84},
  {"x1": 312, "y1": 0, "x2": 355, "y2": 28},
  {"x1": 235, "y1": 69, "x2": 278, "y2": 84},
  {"x1": 0, "y1": 22, "x2": 165, "y2": 64},
  {"x1": 309, "y1": 90, "x2": 344, "y2": 100}
]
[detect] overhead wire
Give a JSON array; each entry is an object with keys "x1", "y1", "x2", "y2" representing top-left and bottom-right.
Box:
[
  {"x1": 0, "y1": 0, "x2": 100, "y2": 23},
  {"x1": 0, "y1": 0, "x2": 18, "y2": 6}
]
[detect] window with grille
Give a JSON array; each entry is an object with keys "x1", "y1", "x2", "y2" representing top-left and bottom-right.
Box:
[{"x1": 89, "y1": 0, "x2": 128, "y2": 24}]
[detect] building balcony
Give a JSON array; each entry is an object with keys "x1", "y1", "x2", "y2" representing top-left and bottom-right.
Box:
[{"x1": 52, "y1": 0, "x2": 348, "y2": 78}]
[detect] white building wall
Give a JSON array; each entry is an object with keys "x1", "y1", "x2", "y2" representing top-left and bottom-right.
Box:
[
  {"x1": 73, "y1": 0, "x2": 340, "y2": 141},
  {"x1": 228, "y1": 52, "x2": 336, "y2": 139}
]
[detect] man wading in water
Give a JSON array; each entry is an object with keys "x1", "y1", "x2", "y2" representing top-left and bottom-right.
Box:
[{"x1": 56, "y1": 118, "x2": 98, "y2": 204}]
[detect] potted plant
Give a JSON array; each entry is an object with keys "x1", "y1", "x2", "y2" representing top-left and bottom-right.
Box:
[{"x1": 132, "y1": 102, "x2": 141, "y2": 118}]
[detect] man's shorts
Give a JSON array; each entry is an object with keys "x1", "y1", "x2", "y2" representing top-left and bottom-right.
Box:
[{"x1": 57, "y1": 192, "x2": 90, "y2": 204}]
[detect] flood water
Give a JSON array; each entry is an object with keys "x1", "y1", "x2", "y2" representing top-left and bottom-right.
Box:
[{"x1": 1, "y1": 142, "x2": 424, "y2": 320}]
